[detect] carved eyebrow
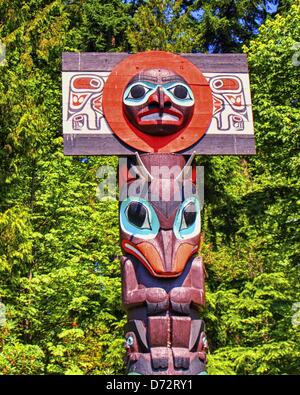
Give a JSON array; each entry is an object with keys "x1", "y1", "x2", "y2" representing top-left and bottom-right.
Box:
[
  {"x1": 129, "y1": 74, "x2": 185, "y2": 84},
  {"x1": 162, "y1": 76, "x2": 184, "y2": 82},
  {"x1": 131, "y1": 75, "x2": 158, "y2": 83}
]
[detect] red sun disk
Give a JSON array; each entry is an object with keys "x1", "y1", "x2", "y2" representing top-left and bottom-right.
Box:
[{"x1": 102, "y1": 51, "x2": 213, "y2": 153}]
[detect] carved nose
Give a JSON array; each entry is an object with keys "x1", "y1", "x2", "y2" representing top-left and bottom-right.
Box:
[
  {"x1": 158, "y1": 87, "x2": 172, "y2": 111},
  {"x1": 148, "y1": 87, "x2": 171, "y2": 112},
  {"x1": 161, "y1": 230, "x2": 174, "y2": 272},
  {"x1": 158, "y1": 87, "x2": 164, "y2": 110}
]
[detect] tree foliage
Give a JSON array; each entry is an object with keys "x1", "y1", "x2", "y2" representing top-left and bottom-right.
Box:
[
  {"x1": 0, "y1": 0, "x2": 299, "y2": 375},
  {"x1": 127, "y1": 0, "x2": 202, "y2": 52},
  {"x1": 126, "y1": 0, "x2": 291, "y2": 53},
  {"x1": 201, "y1": 1, "x2": 300, "y2": 374}
]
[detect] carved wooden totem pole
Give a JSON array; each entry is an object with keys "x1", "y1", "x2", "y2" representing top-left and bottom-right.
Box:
[{"x1": 62, "y1": 51, "x2": 255, "y2": 375}]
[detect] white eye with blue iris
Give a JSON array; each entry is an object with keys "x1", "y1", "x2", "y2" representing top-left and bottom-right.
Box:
[
  {"x1": 173, "y1": 197, "x2": 201, "y2": 240},
  {"x1": 123, "y1": 81, "x2": 195, "y2": 107},
  {"x1": 165, "y1": 82, "x2": 194, "y2": 106},
  {"x1": 123, "y1": 82, "x2": 157, "y2": 106},
  {"x1": 126, "y1": 84, "x2": 151, "y2": 100},
  {"x1": 126, "y1": 201, "x2": 151, "y2": 229},
  {"x1": 120, "y1": 197, "x2": 160, "y2": 239},
  {"x1": 168, "y1": 85, "x2": 189, "y2": 99}
]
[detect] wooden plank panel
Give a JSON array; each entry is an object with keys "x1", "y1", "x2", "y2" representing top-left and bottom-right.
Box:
[
  {"x1": 62, "y1": 52, "x2": 255, "y2": 155},
  {"x1": 183, "y1": 54, "x2": 249, "y2": 73},
  {"x1": 80, "y1": 52, "x2": 129, "y2": 72},
  {"x1": 63, "y1": 133, "x2": 256, "y2": 156},
  {"x1": 62, "y1": 52, "x2": 248, "y2": 73},
  {"x1": 62, "y1": 52, "x2": 128, "y2": 71},
  {"x1": 63, "y1": 133, "x2": 134, "y2": 155},
  {"x1": 184, "y1": 134, "x2": 256, "y2": 155},
  {"x1": 62, "y1": 52, "x2": 80, "y2": 71}
]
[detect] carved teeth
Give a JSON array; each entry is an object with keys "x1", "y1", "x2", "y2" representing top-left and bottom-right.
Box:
[{"x1": 141, "y1": 113, "x2": 179, "y2": 122}]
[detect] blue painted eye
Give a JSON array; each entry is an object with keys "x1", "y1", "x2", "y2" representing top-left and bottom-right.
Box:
[
  {"x1": 174, "y1": 197, "x2": 201, "y2": 240},
  {"x1": 127, "y1": 85, "x2": 149, "y2": 100},
  {"x1": 164, "y1": 82, "x2": 194, "y2": 106},
  {"x1": 120, "y1": 197, "x2": 160, "y2": 239},
  {"x1": 126, "y1": 201, "x2": 151, "y2": 229},
  {"x1": 168, "y1": 85, "x2": 190, "y2": 100},
  {"x1": 180, "y1": 202, "x2": 197, "y2": 229},
  {"x1": 123, "y1": 82, "x2": 157, "y2": 106}
]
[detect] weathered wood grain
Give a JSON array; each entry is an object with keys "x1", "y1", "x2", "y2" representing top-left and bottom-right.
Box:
[
  {"x1": 182, "y1": 53, "x2": 248, "y2": 73},
  {"x1": 62, "y1": 52, "x2": 249, "y2": 73},
  {"x1": 63, "y1": 133, "x2": 256, "y2": 156}
]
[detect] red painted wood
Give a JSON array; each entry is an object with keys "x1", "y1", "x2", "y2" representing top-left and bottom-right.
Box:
[
  {"x1": 102, "y1": 51, "x2": 213, "y2": 153},
  {"x1": 148, "y1": 317, "x2": 169, "y2": 347},
  {"x1": 171, "y1": 317, "x2": 191, "y2": 348}
]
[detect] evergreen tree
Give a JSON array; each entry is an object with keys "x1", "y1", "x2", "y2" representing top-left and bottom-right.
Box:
[
  {"x1": 126, "y1": 0, "x2": 288, "y2": 53},
  {"x1": 202, "y1": 0, "x2": 300, "y2": 374},
  {"x1": 67, "y1": 0, "x2": 130, "y2": 51},
  {"x1": 0, "y1": 0, "x2": 299, "y2": 375},
  {"x1": 184, "y1": 0, "x2": 282, "y2": 52},
  {"x1": 127, "y1": 0, "x2": 202, "y2": 52},
  {"x1": 0, "y1": 0, "x2": 126, "y2": 374}
]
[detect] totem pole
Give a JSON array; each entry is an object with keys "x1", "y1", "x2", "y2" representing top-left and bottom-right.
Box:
[{"x1": 62, "y1": 51, "x2": 255, "y2": 375}]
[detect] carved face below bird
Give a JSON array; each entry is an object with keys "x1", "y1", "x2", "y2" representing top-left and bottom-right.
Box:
[
  {"x1": 119, "y1": 154, "x2": 201, "y2": 278},
  {"x1": 122, "y1": 69, "x2": 195, "y2": 136}
]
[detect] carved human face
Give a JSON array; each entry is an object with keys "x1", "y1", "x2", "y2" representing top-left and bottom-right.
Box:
[{"x1": 123, "y1": 69, "x2": 195, "y2": 135}]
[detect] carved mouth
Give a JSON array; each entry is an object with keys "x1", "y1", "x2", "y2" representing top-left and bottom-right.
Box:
[
  {"x1": 140, "y1": 113, "x2": 179, "y2": 122},
  {"x1": 123, "y1": 243, "x2": 151, "y2": 267},
  {"x1": 122, "y1": 241, "x2": 181, "y2": 278},
  {"x1": 137, "y1": 109, "x2": 183, "y2": 125}
]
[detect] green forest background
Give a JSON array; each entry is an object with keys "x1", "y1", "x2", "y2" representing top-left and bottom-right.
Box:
[{"x1": 0, "y1": 0, "x2": 299, "y2": 375}]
